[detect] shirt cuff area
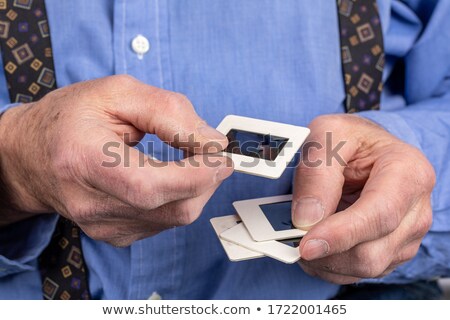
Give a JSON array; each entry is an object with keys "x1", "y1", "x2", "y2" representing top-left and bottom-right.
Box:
[
  {"x1": 356, "y1": 110, "x2": 423, "y2": 152},
  {"x1": 0, "y1": 214, "x2": 58, "y2": 277}
]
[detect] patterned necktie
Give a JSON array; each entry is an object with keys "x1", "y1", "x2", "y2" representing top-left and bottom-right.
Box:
[
  {"x1": 337, "y1": 0, "x2": 384, "y2": 112},
  {"x1": 0, "y1": 0, "x2": 90, "y2": 300}
]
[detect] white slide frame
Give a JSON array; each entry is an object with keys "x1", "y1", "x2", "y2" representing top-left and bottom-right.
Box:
[
  {"x1": 210, "y1": 215, "x2": 264, "y2": 261},
  {"x1": 216, "y1": 115, "x2": 310, "y2": 179},
  {"x1": 233, "y1": 194, "x2": 308, "y2": 242},
  {"x1": 220, "y1": 222, "x2": 301, "y2": 264}
]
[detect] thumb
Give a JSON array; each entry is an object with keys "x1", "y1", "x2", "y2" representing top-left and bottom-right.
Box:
[
  {"x1": 292, "y1": 166, "x2": 343, "y2": 230},
  {"x1": 292, "y1": 125, "x2": 357, "y2": 230}
]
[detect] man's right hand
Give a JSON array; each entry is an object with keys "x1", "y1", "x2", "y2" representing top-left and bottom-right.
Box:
[{"x1": 0, "y1": 75, "x2": 233, "y2": 246}]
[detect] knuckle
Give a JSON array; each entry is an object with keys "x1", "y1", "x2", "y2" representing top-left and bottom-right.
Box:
[
  {"x1": 422, "y1": 208, "x2": 433, "y2": 233},
  {"x1": 397, "y1": 149, "x2": 436, "y2": 192},
  {"x1": 345, "y1": 211, "x2": 367, "y2": 247},
  {"x1": 174, "y1": 211, "x2": 194, "y2": 226},
  {"x1": 353, "y1": 247, "x2": 385, "y2": 278},
  {"x1": 399, "y1": 252, "x2": 415, "y2": 265},
  {"x1": 369, "y1": 191, "x2": 403, "y2": 236},
  {"x1": 393, "y1": 246, "x2": 419, "y2": 267},
  {"x1": 174, "y1": 202, "x2": 203, "y2": 226},
  {"x1": 401, "y1": 244, "x2": 421, "y2": 263},
  {"x1": 426, "y1": 168, "x2": 436, "y2": 190},
  {"x1": 419, "y1": 158, "x2": 436, "y2": 191},
  {"x1": 414, "y1": 207, "x2": 432, "y2": 239},
  {"x1": 359, "y1": 263, "x2": 384, "y2": 279},
  {"x1": 107, "y1": 74, "x2": 137, "y2": 90},
  {"x1": 309, "y1": 114, "x2": 345, "y2": 131},
  {"x1": 164, "y1": 92, "x2": 192, "y2": 113}
]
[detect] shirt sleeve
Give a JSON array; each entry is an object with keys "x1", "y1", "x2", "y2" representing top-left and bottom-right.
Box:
[
  {"x1": 0, "y1": 103, "x2": 58, "y2": 278},
  {"x1": 358, "y1": 95, "x2": 450, "y2": 283},
  {"x1": 0, "y1": 215, "x2": 58, "y2": 277}
]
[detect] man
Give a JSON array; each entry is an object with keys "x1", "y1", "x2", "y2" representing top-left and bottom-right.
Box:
[{"x1": 0, "y1": 0, "x2": 449, "y2": 299}]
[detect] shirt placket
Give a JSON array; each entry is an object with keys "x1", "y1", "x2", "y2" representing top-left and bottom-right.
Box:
[{"x1": 112, "y1": 0, "x2": 184, "y2": 300}]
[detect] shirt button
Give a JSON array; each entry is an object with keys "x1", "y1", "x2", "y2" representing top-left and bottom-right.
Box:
[
  {"x1": 131, "y1": 34, "x2": 150, "y2": 59},
  {"x1": 148, "y1": 291, "x2": 162, "y2": 300}
]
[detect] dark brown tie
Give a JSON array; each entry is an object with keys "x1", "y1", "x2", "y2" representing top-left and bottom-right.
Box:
[
  {"x1": 337, "y1": 0, "x2": 385, "y2": 112},
  {"x1": 0, "y1": 0, "x2": 90, "y2": 300}
]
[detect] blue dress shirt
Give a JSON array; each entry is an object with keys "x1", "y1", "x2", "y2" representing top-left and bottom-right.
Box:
[{"x1": 1, "y1": 0, "x2": 450, "y2": 299}]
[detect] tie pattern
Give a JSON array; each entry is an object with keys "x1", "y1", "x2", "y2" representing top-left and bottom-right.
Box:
[
  {"x1": 0, "y1": 0, "x2": 90, "y2": 300},
  {"x1": 39, "y1": 219, "x2": 90, "y2": 300},
  {"x1": 0, "y1": 0, "x2": 56, "y2": 102},
  {"x1": 337, "y1": 0, "x2": 384, "y2": 112}
]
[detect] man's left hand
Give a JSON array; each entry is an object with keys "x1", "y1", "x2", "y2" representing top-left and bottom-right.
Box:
[{"x1": 292, "y1": 114, "x2": 435, "y2": 284}]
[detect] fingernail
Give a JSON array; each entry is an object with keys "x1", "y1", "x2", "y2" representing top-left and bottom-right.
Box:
[
  {"x1": 301, "y1": 239, "x2": 329, "y2": 260},
  {"x1": 292, "y1": 197, "x2": 324, "y2": 229},
  {"x1": 215, "y1": 157, "x2": 234, "y2": 181},
  {"x1": 196, "y1": 123, "x2": 227, "y2": 141}
]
